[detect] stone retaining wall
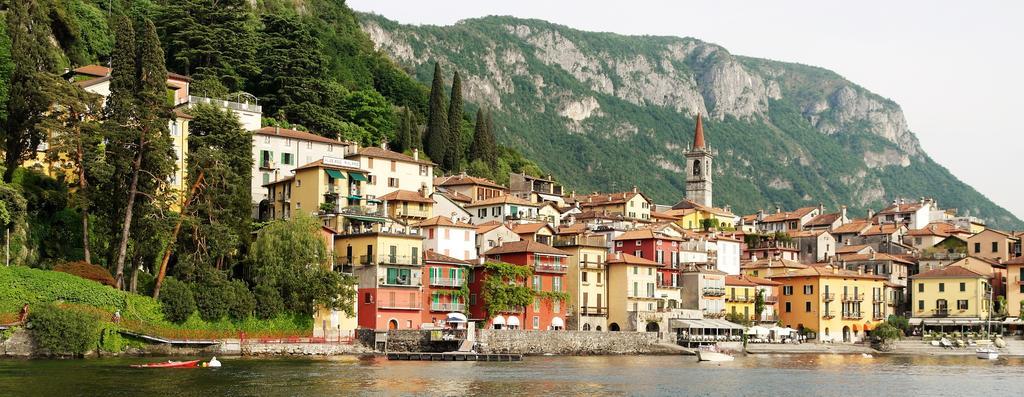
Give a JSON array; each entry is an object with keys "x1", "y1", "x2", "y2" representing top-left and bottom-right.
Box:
[
  {"x1": 477, "y1": 330, "x2": 661, "y2": 355},
  {"x1": 241, "y1": 342, "x2": 371, "y2": 356}
]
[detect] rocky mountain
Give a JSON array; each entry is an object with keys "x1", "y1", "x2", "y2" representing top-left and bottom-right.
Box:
[{"x1": 359, "y1": 14, "x2": 1022, "y2": 229}]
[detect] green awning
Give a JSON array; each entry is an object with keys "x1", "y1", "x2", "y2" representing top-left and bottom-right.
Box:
[
  {"x1": 325, "y1": 169, "x2": 345, "y2": 179},
  {"x1": 347, "y1": 195, "x2": 362, "y2": 200},
  {"x1": 344, "y1": 214, "x2": 387, "y2": 223},
  {"x1": 348, "y1": 172, "x2": 369, "y2": 182}
]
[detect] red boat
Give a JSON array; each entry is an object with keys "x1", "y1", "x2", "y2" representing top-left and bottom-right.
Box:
[{"x1": 130, "y1": 359, "x2": 201, "y2": 368}]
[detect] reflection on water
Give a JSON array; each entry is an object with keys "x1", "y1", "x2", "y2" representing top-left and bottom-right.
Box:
[{"x1": 2, "y1": 354, "x2": 1023, "y2": 396}]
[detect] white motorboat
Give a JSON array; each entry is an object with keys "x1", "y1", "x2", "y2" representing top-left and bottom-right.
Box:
[
  {"x1": 976, "y1": 348, "x2": 999, "y2": 360},
  {"x1": 696, "y1": 349, "x2": 734, "y2": 362}
]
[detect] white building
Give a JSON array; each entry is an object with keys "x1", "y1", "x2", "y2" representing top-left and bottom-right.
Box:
[
  {"x1": 712, "y1": 236, "x2": 742, "y2": 275},
  {"x1": 417, "y1": 216, "x2": 478, "y2": 261},
  {"x1": 475, "y1": 223, "x2": 521, "y2": 256},
  {"x1": 187, "y1": 94, "x2": 262, "y2": 131},
  {"x1": 252, "y1": 126, "x2": 354, "y2": 214},
  {"x1": 465, "y1": 195, "x2": 540, "y2": 225}
]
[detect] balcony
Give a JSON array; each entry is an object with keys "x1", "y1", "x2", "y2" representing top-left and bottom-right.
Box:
[
  {"x1": 361, "y1": 254, "x2": 421, "y2": 266},
  {"x1": 533, "y1": 263, "x2": 568, "y2": 273},
  {"x1": 757, "y1": 314, "x2": 779, "y2": 322},
  {"x1": 579, "y1": 306, "x2": 607, "y2": 316},
  {"x1": 378, "y1": 300, "x2": 422, "y2": 310},
  {"x1": 702, "y1": 287, "x2": 726, "y2": 297},
  {"x1": 189, "y1": 95, "x2": 262, "y2": 113},
  {"x1": 430, "y1": 302, "x2": 465, "y2": 312},
  {"x1": 553, "y1": 235, "x2": 606, "y2": 247},
  {"x1": 277, "y1": 194, "x2": 291, "y2": 203},
  {"x1": 658, "y1": 279, "x2": 681, "y2": 288},
  {"x1": 260, "y1": 159, "x2": 276, "y2": 170},
  {"x1": 842, "y1": 293, "x2": 865, "y2": 302},
  {"x1": 763, "y1": 295, "x2": 778, "y2": 304},
  {"x1": 726, "y1": 295, "x2": 752, "y2": 303},
  {"x1": 822, "y1": 311, "x2": 836, "y2": 319},
  {"x1": 429, "y1": 277, "x2": 465, "y2": 288},
  {"x1": 934, "y1": 308, "x2": 949, "y2": 317},
  {"x1": 822, "y1": 293, "x2": 835, "y2": 302},
  {"x1": 333, "y1": 262, "x2": 354, "y2": 275},
  {"x1": 394, "y1": 207, "x2": 431, "y2": 219},
  {"x1": 579, "y1": 260, "x2": 605, "y2": 270},
  {"x1": 873, "y1": 312, "x2": 886, "y2": 321},
  {"x1": 380, "y1": 274, "x2": 423, "y2": 287},
  {"x1": 842, "y1": 312, "x2": 864, "y2": 320}
]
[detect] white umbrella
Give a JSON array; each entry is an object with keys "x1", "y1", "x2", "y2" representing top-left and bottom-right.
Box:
[
  {"x1": 446, "y1": 312, "x2": 468, "y2": 323},
  {"x1": 775, "y1": 327, "x2": 795, "y2": 336},
  {"x1": 749, "y1": 325, "x2": 771, "y2": 337}
]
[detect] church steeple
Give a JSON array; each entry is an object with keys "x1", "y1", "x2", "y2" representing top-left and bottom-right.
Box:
[
  {"x1": 685, "y1": 114, "x2": 714, "y2": 207},
  {"x1": 693, "y1": 113, "x2": 705, "y2": 149}
]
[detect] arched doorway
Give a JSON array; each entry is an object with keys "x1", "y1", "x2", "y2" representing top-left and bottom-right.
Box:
[
  {"x1": 582, "y1": 324, "x2": 591, "y2": 331},
  {"x1": 596, "y1": 326, "x2": 602, "y2": 331},
  {"x1": 842, "y1": 326, "x2": 851, "y2": 343},
  {"x1": 609, "y1": 323, "x2": 620, "y2": 332},
  {"x1": 646, "y1": 321, "x2": 660, "y2": 333},
  {"x1": 388, "y1": 319, "x2": 399, "y2": 330}
]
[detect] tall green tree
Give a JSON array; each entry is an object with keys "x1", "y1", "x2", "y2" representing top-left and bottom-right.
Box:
[
  {"x1": 249, "y1": 214, "x2": 356, "y2": 316},
  {"x1": 392, "y1": 107, "x2": 412, "y2": 153},
  {"x1": 105, "y1": 17, "x2": 176, "y2": 289},
  {"x1": 483, "y1": 110, "x2": 499, "y2": 167},
  {"x1": 2, "y1": 0, "x2": 62, "y2": 182},
  {"x1": 469, "y1": 108, "x2": 497, "y2": 168},
  {"x1": 423, "y1": 62, "x2": 448, "y2": 165},
  {"x1": 444, "y1": 71, "x2": 463, "y2": 171},
  {"x1": 155, "y1": 0, "x2": 259, "y2": 92}
]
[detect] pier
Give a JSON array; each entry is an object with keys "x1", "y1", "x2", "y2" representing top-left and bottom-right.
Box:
[{"x1": 386, "y1": 352, "x2": 522, "y2": 361}]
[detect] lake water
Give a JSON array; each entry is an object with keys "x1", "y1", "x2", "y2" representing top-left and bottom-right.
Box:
[{"x1": 2, "y1": 354, "x2": 1022, "y2": 396}]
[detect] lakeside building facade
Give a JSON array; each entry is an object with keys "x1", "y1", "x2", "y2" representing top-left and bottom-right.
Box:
[{"x1": 771, "y1": 265, "x2": 887, "y2": 343}]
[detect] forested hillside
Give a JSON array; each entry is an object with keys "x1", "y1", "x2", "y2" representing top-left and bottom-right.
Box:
[{"x1": 359, "y1": 14, "x2": 1022, "y2": 229}]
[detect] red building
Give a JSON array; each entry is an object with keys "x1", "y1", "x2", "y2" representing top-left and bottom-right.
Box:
[
  {"x1": 612, "y1": 229, "x2": 685, "y2": 289},
  {"x1": 421, "y1": 251, "x2": 472, "y2": 326},
  {"x1": 470, "y1": 240, "x2": 570, "y2": 330}
]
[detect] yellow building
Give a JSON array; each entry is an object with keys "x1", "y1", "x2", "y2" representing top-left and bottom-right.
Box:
[
  {"x1": 909, "y1": 257, "x2": 994, "y2": 330},
  {"x1": 770, "y1": 265, "x2": 887, "y2": 343},
  {"x1": 379, "y1": 189, "x2": 433, "y2": 222},
  {"x1": 741, "y1": 257, "x2": 808, "y2": 278},
  {"x1": 554, "y1": 233, "x2": 609, "y2": 331},
  {"x1": 263, "y1": 159, "x2": 370, "y2": 229},
  {"x1": 667, "y1": 198, "x2": 737, "y2": 230},
  {"x1": 725, "y1": 275, "x2": 757, "y2": 322},
  {"x1": 606, "y1": 252, "x2": 661, "y2": 332},
  {"x1": 570, "y1": 189, "x2": 653, "y2": 222}
]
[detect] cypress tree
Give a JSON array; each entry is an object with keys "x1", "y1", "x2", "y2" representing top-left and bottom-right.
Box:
[
  {"x1": 105, "y1": 16, "x2": 137, "y2": 124},
  {"x1": 444, "y1": 71, "x2": 463, "y2": 171},
  {"x1": 424, "y1": 62, "x2": 447, "y2": 165},
  {"x1": 483, "y1": 110, "x2": 498, "y2": 167},
  {"x1": 2, "y1": 0, "x2": 61, "y2": 182},
  {"x1": 470, "y1": 108, "x2": 486, "y2": 162},
  {"x1": 409, "y1": 111, "x2": 421, "y2": 151}
]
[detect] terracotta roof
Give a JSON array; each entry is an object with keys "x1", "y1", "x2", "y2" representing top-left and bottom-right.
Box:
[
  {"x1": 262, "y1": 175, "x2": 294, "y2": 187},
  {"x1": 423, "y1": 250, "x2": 470, "y2": 265},
  {"x1": 670, "y1": 198, "x2": 734, "y2": 217},
  {"x1": 255, "y1": 126, "x2": 346, "y2": 146},
  {"x1": 380, "y1": 189, "x2": 433, "y2": 204},
  {"x1": 173, "y1": 108, "x2": 194, "y2": 120},
  {"x1": 511, "y1": 222, "x2": 553, "y2": 235},
  {"x1": 741, "y1": 275, "x2": 783, "y2": 286},
  {"x1": 860, "y1": 224, "x2": 903, "y2": 236},
  {"x1": 577, "y1": 191, "x2": 650, "y2": 207},
  {"x1": 911, "y1": 261, "x2": 990, "y2": 279},
  {"x1": 693, "y1": 113, "x2": 706, "y2": 149},
  {"x1": 415, "y1": 216, "x2": 474, "y2": 229},
  {"x1": 757, "y1": 207, "x2": 818, "y2": 223},
  {"x1": 971, "y1": 228, "x2": 1016, "y2": 239},
  {"x1": 786, "y1": 230, "x2": 829, "y2": 239},
  {"x1": 73, "y1": 65, "x2": 111, "y2": 77},
  {"x1": 837, "y1": 253, "x2": 915, "y2": 265},
  {"x1": 347, "y1": 146, "x2": 435, "y2": 166},
  {"x1": 1004, "y1": 256, "x2": 1024, "y2": 266},
  {"x1": 556, "y1": 224, "x2": 587, "y2": 235},
  {"x1": 606, "y1": 252, "x2": 662, "y2": 267},
  {"x1": 435, "y1": 174, "x2": 505, "y2": 189},
  {"x1": 465, "y1": 195, "x2": 536, "y2": 208},
  {"x1": 613, "y1": 229, "x2": 682, "y2": 242},
  {"x1": 741, "y1": 258, "x2": 808, "y2": 270},
  {"x1": 836, "y1": 244, "x2": 873, "y2": 254},
  {"x1": 436, "y1": 190, "x2": 472, "y2": 203},
  {"x1": 475, "y1": 222, "x2": 506, "y2": 234},
  {"x1": 663, "y1": 208, "x2": 696, "y2": 218},
  {"x1": 878, "y1": 202, "x2": 924, "y2": 215},
  {"x1": 167, "y1": 71, "x2": 191, "y2": 82},
  {"x1": 650, "y1": 211, "x2": 681, "y2": 221},
  {"x1": 769, "y1": 265, "x2": 887, "y2": 280},
  {"x1": 483, "y1": 240, "x2": 569, "y2": 256},
  {"x1": 573, "y1": 210, "x2": 630, "y2": 221},
  {"x1": 832, "y1": 220, "x2": 872, "y2": 234},
  {"x1": 805, "y1": 212, "x2": 842, "y2": 227},
  {"x1": 907, "y1": 222, "x2": 962, "y2": 237},
  {"x1": 725, "y1": 275, "x2": 758, "y2": 287}
]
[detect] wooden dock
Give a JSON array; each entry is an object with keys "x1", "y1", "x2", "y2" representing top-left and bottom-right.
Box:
[{"x1": 386, "y1": 352, "x2": 522, "y2": 361}]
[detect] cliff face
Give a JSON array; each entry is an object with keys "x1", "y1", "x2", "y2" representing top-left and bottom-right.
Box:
[{"x1": 361, "y1": 14, "x2": 1021, "y2": 228}]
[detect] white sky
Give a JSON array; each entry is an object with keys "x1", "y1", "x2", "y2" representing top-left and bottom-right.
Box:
[{"x1": 349, "y1": 0, "x2": 1024, "y2": 220}]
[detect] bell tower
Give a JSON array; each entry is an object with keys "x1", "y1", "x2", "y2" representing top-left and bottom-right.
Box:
[{"x1": 685, "y1": 114, "x2": 714, "y2": 207}]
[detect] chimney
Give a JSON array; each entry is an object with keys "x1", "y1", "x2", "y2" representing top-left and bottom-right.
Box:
[
  {"x1": 724, "y1": 205, "x2": 731, "y2": 213},
  {"x1": 413, "y1": 148, "x2": 419, "y2": 161},
  {"x1": 891, "y1": 199, "x2": 898, "y2": 206},
  {"x1": 353, "y1": 142, "x2": 360, "y2": 154},
  {"x1": 775, "y1": 206, "x2": 781, "y2": 214},
  {"x1": 840, "y1": 205, "x2": 847, "y2": 219},
  {"x1": 380, "y1": 140, "x2": 388, "y2": 150},
  {"x1": 832, "y1": 266, "x2": 838, "y2": 275},
  {"x1": 420, "y1": 183, "x2": 430, "y2": 198},
  {"x1": 818, "y1": 203, "x2": 824, "y2": 214},
  {"x1": 631, "y1": 185, "x2": 638, "y2": 194},
  {"x1": 858, "y1": 267, "x2": 863, "y2": 275},
  {"x1": 870, "y1": 252, "x2": 876, "y2": 260},
  {"x1": 757, "y1": 209, "x2": 765, "y2": 222},
  {"x1": 867, "y1": 209, "x2": 876, "y2": 219},
  {"x1": 900, "y1": 198, "x2": 906, "y2": 205}
]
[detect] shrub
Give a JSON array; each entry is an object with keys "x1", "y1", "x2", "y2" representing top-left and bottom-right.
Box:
[
  {"x1": 27, "y1": 304, "x2": 100, "y2": 356},
  {"x1": 192, "y1": 271, "x2": 229, "y2": 322},
  {"x1": 226, "y1": 280, "x2": 256, "y2": 320},
  {"x1": 53, "y1": 261, "x2": 117, "y2": 287},
  {"x1": 886, "y1": 315, "x2": 910, "y2": 333},
  {"x1": 254, "y1": 283, "x2": 284, "y2": 320},
  {"x1": 159, "y1": 278, "x2": 196, "y2": 324}
]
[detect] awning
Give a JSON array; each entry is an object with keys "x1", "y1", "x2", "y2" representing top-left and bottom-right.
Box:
[
  {"x1": 447, "y1": 312, "x2": 468, "y2": 323},
  {"x1": 492, "y1": 315, "x2": 506, "y2": 325},
  {"x1": 908, "y1": 318, "x2": 923, "y2": 325},
  {"x1": 348, "y1": 172, "x2": 369, "y2": 182},
  {"x1": 325, "y1": 169, "x2": 345, "y2": 179},
  {"x1": 551, "y1": 317, "x2": 565, "y2": 328},
  {"x1": 507, "y1": 316, "x2": 521, "y2": 327},
  {"x1": 537, "y1": 193, "x2": 562, "y2": 202},
  {"x1": 343, "y1": 214, "x2": 387, "y2": 223},
  {"x1": 347, "y1": 195, "x2": 363, "y2": 201},
  {"x1": 669, "y1": 318, "x2": 743, "y2": 330},
  {"x1": 1002, "y1": 318, "x2": 1024, "y2": 325}
]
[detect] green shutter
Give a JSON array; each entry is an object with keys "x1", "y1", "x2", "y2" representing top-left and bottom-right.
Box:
[{"x1": 386, "y1": 268, "x2": 398, "y2": 284}]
